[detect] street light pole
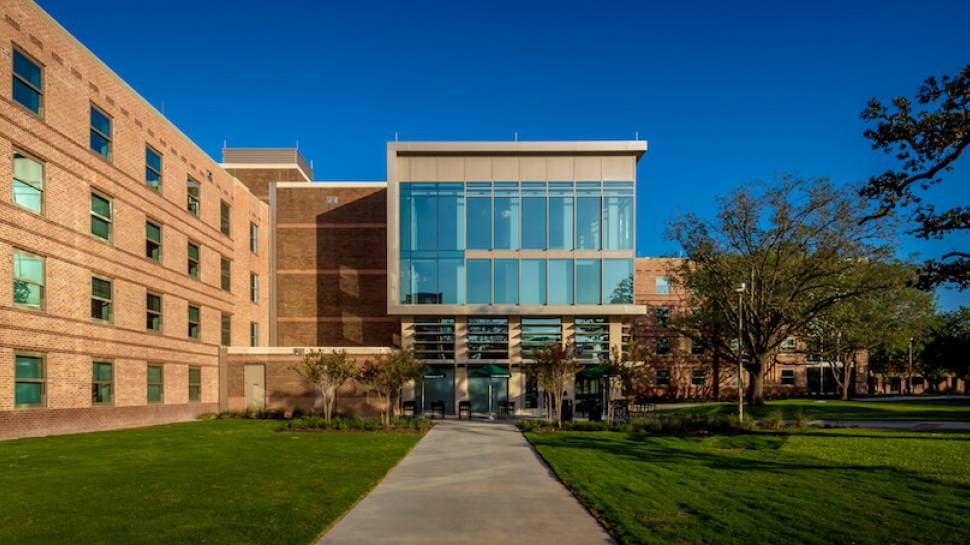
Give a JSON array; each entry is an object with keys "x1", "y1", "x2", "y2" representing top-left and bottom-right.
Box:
[
  {"x1": 908, "y1": 336, "x2": 914, "y2": 395},
  {"x1": 735, "y1": 283, "x2": 746, "y2": 421}
]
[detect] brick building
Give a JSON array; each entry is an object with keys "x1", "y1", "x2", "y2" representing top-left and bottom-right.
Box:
[{"x1": 2, "y1": 0, "x2": 864, "y2": 439}]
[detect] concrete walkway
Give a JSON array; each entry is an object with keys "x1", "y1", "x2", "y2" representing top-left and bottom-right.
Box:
[{"x1": 317, "y1": 420, "x2": 614, "y2": 545}]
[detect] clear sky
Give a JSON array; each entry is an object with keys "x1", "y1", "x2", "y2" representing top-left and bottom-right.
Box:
[{"x1": 37, "y1": 0, "x2": 969, "y2": 309}]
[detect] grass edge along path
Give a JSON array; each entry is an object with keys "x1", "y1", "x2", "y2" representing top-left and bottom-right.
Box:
[{"x1": 658, "y1": 397, "x2": 970, "y2": 422}]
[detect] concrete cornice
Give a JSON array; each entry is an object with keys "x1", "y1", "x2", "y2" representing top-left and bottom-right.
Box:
[
  {"x1": 274, "y1": 181, "x2": 388, "y2": 189},
  {"x1": 388, "y1": 140, "x2": 648, "y2": 159}
]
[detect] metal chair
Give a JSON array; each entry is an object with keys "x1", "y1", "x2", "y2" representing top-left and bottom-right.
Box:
[
  {"x1": 402, "y1": 400, "x2": 415, "y2": 417},
  {"x1": 458, "y1": 400, "x2": 471, "y2": 420},
  {"x1": 431, "y1": 400, "x2": 446, "y2": 419}
]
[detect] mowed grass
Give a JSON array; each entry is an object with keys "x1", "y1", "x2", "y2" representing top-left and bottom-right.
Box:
[
  {"x1": 527, "y1": 428, "x2": 970, "y2": 545},
  {"x1": 659, "y1": 397, "x2": 970, "y2": 421},
  {"x1": 0, "y1": 419, "x2": 422, "y2": 545}
]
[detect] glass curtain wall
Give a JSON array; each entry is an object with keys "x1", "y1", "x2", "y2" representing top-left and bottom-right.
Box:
[{"x1": 400, "y1": 183, "x2": 465, "y2": 304}]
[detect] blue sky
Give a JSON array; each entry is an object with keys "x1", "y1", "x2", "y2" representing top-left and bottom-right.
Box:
[{"x1": 38, "y1": 0, "x2": 969, "y2": 309}]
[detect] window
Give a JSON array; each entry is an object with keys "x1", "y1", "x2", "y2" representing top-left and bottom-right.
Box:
[
  {"x1": 146, "y1": 221, "x2": 162, "y2": 261},
  {"x1": 691, "y1": 369, "x2": 706, "y2": 386},
  {"x1": 466, "y1": 259, "x2": 491, "y2": 305},
  {"x1": 466, "y1": 194, "x2": 491, "y2": 249},
  {"x1": 493, "y1": 259, "x2": 518, "y2": 305},
  {"x1": 220, "y1": 257, "x2": 231, "y2": 291},
  {"x1": 13, "y1": 151, "x2": 44, "y2": 214},
  {"x1": 15, "y1": 353, "x2": 45, "y2": 407},
  {"x1": 656, "y1": 337, "x2": 671, "y2": 355},
  {"x1": 147, "y1": 364, "x2": 163, "y2": 403},
  {"x1": 250, "y1": 322, "x2": 259, "y2": 347},
  {"x1": 220, "y1": 200, "x2": 231, "y2": 236},
  {"x1": 250, "y1": 273, "x2": 259, "y2": 303},
  {"x1": 521, "y1": 317, "x2": 562, "y2": 360},
  {"x1": 603, "y1": 259, "x2": 633, "y2": 304},
  {"x1": 548, "y1": 259, "x2": 574, "y2": 305},
  {"x1": 92, "y1": 361, "x2": 113, "y2": 405},
  {"x1": 90, "y1": 192, "x2": 112, "y2": 241},
  {"x1": 781, "y1": 369, "x2": 795, "y2": 386},
  {"x1": 12, "y1": 47, "x2": 43, "y2": 115},
  {"x1": 493, "y1": 193, "x2": 520, "y2": 250},
  {"x1": 401, "y1": 258, "x2": 464, "y2": 304},
  {"x1": 188, "y1": 367, "x2": 201, "y2": 402},
  {"x1": 548, "y1": 195, "x2": 573, "y2": 250},
  {"x1": 413, "y1": 317, "x2": 456, "y2": 360},
  {"x1": 13, "y1": 249, "x2": 44, "y2": 309},
  {"x1": 656, "y1": 368, "x2": 671, "y2": 387},
  {"x1": 603, "y1": 194, "x2": 633, "y2": 250},
  {"x1": 221, "y1": 313, "x2": 231, "y2": 346},
  {"x1": 91, "y1": 275, "x2": 112, "y2": 322},
  {"x1": 912, "y1": 376, "x2": 925, "y2": 387},
  {"x1": 326, "y1": 195, "x2": 338, "y2": 205},
  {"x1": 691, "y1": 339, "x2": 706, "y2": 355},
  {"x1": 467, "y1": 318, "x2": 509, "y2": 360},
  {"x1": 576, "y1": 259, "x2": 601, "y2": 305},
  {"x1": 187, "y1": 242, "x2": 200, "y2": 278},
  {"x1": 656, "y1": 276, "x2": 670, "y2": 295},
  {"x1": 250, "y1": 223, "x2": 258, "y2": 254},
  {"x1": 187, "y1": 305, "x2": 200, "y2": 339},
  {"x1": 656, "y1": 307, "x2": 670, "y2": 327},
  {"x1": 520, "y1": 259, "x2": 546, "y2": 305},
  {"x1": 146, "y1": 292, "x2": 162, "y2": 332},
  {"x1": 576, "y1": 195, "x2": 601, "y2": 249},
  {"x1": 145, "y1": 146, "x2": 162, "y2": 191},
  {"x1": 781, "y1": 337, "x2": 796, "y2": 352},
  {"x1": 90, "y1": 104, "x2": 112, "y2": 160},
  {"x1": 575, "y1": 317, "x2": 609, "y2": 361},
  {"x1": 186, "y1": 177, "x2": 200, "y2": 215},
  {"x1": 521, "y1": 195, "x2": 546, "y2": 249}
]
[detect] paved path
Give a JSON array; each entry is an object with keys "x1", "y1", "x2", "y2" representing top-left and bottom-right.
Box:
[
  {"x1": 813, "y1": 420, "x2": 970, "y2": 431},
  {"x1": 317, "y1": 420, "x2": 614, "y2": 545}
]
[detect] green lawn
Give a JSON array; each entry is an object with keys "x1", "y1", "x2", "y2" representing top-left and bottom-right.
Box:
[
  {"x1": 528, "y1": 428, "x2": 970, "y2": 545},
  {"x1": 659, "y1": 397, "x2": 970, "y2": 421},
  {"x1": 0, "y1": 420, "x2": 422, "y2": 545}
]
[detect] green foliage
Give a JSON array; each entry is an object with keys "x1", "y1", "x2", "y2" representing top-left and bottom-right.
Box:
[
  {"x1": 921, "y1": 307, "x2": 970, "y2": 384},
  {"x1": 359, "y1": 349, "x2": 424, "y2": 426},
  {"x1": 292, "y1": 349, "x2": 357, "y2": 424},
  {"x1": 528, "y1": 342, "x2": 580, "y2": 428},
  {"x1": 279, "y1": 415, "x2": 431, "y2": 433}
]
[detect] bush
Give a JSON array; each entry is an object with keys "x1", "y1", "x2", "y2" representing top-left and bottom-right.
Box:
[
  {"x1": 279, "y1": 416, "x2": 431, "y2": 433},
  {"x1": 759, "y1": 409, "x2": 786, "y2": 431},
  {"x1": 518, "y1": 413, "x2": 766, "y2": 434}
]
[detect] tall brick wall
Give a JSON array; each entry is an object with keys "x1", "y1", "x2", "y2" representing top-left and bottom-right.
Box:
[
  {"x1": 224, "y1": 167, "x2": 305, "y2": 203},
  {"x1": 0, "y1": 0, "x2": 269, "y2": 439}
]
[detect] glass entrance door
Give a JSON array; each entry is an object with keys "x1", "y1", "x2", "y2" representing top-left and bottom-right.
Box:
[
  {"x1": 417, "y1": 368, "x2": 456, "y2": 415},
  {"x1": 469, "y1": 377, "x2": 508, "y2": 413}
]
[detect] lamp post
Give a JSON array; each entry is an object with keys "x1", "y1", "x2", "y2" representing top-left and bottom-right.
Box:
[
  {"x1": 735, "y1": 283, "x2": 746, "y2": 420},
  {"x1": 908, "y1": 336, "x2": 914, "y2": 395}
]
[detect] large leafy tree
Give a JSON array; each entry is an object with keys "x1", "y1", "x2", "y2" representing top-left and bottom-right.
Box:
[
  {"x1": 859, "y1": 63, "x2": 969, "y2": 289},
  {"x1": 668, "y1": 176, "x2": 895, "y2": 404},
  {"x1": 293, "y1": 349, "x2": 358, "y2": 424},
  {"x1": 921, "y1": 307, "x2": 970, "y2": 391}
]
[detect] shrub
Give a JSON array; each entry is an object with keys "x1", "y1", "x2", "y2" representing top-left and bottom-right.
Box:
[
  {"x1": 759, "y1": 409, "x2": 786, "y2": 431},
  {"x1": 279, "y1": 416, "x2": 431, "y2": 433}
]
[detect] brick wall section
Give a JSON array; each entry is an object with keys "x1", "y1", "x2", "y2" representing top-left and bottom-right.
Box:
[
  {"x1": 224, "y1": 167, "x2": 305, "y2": 202},
  {"x1": 274, "y1": 186, "x2": 399, "y2": 347},
  {"x1": 0, "y1": 0, "x2": 268, "y2": 439}
]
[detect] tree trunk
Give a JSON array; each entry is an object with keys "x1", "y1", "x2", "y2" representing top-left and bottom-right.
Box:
[
  {"x1": 746, "y1": 360, "x2": 765, "y2": 405},
  {"x1": 712, "y1": 350, "x2": 721, "y2": 401}
]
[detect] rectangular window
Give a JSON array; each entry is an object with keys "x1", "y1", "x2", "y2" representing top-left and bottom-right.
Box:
[
  {"x1": 493, "y1": 259, "x2": 519, "y2": 305},
  {"x1": 656, "y1": 337, "x2": 671, "y2": 355},
  {"x1": 691, "y1": 339, "x2": 706, "y2": 355},
  {"x1": 466, "y1": 259, "x2": 491, "y2": 305},
  {"x1": 781, "y1": 337, "x2": 796, "y2": 352},
  {"x1": 493, "y1": 195, "x2": 520, "y2": 250},
  {"x1": 656, "y1": 276, "x2": 670, "y2": 295},
  {"x1": 575, "y1": 259, "x2": 601, "y2": 305},
  {"x1": 466, "y1": 196, "x2": 491, "y2": 249},
  {"x1": 574, "y1": 317, "x2": 609, "y2": 361},
  {"x1": 548, "y1": 196, "x2": 573, "y2": 250},
  {"x1": 467, "y1": 317, "x2": 509, "y2": 360},
  {"x1": 576, "y1": 196, "x2": 601, "y2": 249},
  {"x1": 656, "y1": 368, "x2": 671, "y2": 387},
  {"x1": 250, "y1": 273, "x2": 259, "y2": 303},
  {"x1": 187, "y1": 242, "x2": 200, "y2": 278},
  {"x1": 146, "y1": 292, "x2": 162, "y2": 332},
  {"x1": 520, "y1": 259, "x2": 547, "y2": 305},
  {"x1": 146, "y1": 221, "x2": 162, "y2": 261},
  {"x1": 249, "y1": 223, "x2": 258, "y2": 254},
  {"x1": 91, "y1": 275, "x2": 112, "y2": 322},
  {"x1": 92, "y1": 361, "x2": 113, "y2": 405},
  {"x1": 220, "y1": 257, "x2": 231, "y2": 291},
  {"x1": 188, "y1": 366, "x2": 202, "y2": 402},
  {"x1": 250, "y1": 322, "x2": 259, "y2": 347},
  {"x1": 521, "y1": 317, "x2": 562, "y2": 361},
  {"x1": 548, "y1": 259, "x2": 574, "y2": 305},
  {"x1": 186, "y1": 177, "x2": 200, "y2": 215},
  {"x1": 656, "y1": 307, "x2": 670, "y2": 327},
  {"x1": 13, "y1": 249, "x2": 44, "y2": 309},
  {"x1": 147, "y1": 364, "x2": 163, "y2": 403},
  {"x1": 781, "y1": 369, "x2": 795, "y2": 386},
  {"x1": 521, "y1": 196, "x2": 546, "y2": 249},
  {"x1": 90, "y1": 104, "x2": 112, "y2": 160},
  {"x1": 12, "y1": 47, "x2": 43, "y2": 115},
  {"x1": 15, "y1": 353, "x2": 45, "y2": 407},
  {"x1": 13, "y1": 151, "x2": 44, "y2": 214},
  {"x1": 187, "y1": 305, "x2": 200, "y2": 339},
  {"x1": 221, "y1": 313, "x2": 231, "y2": 346},
  {"x1": 603, "y1": 259, "x2": 633, "y2": 304},
  {"x1": 691, "y1": 368, "x2": 706, "y2": 386},
  {"x1": 413, "y1": 317, "x2": 456, "y2": 360},
  {"x1": 91, "y1": 192, "x2": 112, "y2": 241},
  {"x1": 603, "y1": 195, "x2": 633, "y2": 250},
  {"x1": 145, "y1": 146, "x2": 162, "y2": 191},
  {"x1": 220, "y1": 200, "x2": 231, "y2": 236}
]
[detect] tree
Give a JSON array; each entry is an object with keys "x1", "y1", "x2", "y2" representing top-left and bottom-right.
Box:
[
  {"x1": 808, "y1": 262, "x2": 935, "y2": 400},
  {"x1": 529, "y1": 343, "x2": 579, "y2": 429},
  {"x1": 668, "y1": 176, "x2": 896, "y2": 405},
  {"x1": 859, "y1": 63, "x2": 969, "y2": 289},
  {"x1": 358, "y1": 349, "x2": 423, "y2": 427},
  {"x1": 922, "y1": 307, "x2": 970, "y2": 391},
  {"x1": 292, "y1": 349, "x2": 357, "y2": 424},
  {"x1": 603, "y1": 340, "x2": 647, "y2": 425},
  {"x1": 670, "y1": 301, "x2": 736, "y2": 401}
]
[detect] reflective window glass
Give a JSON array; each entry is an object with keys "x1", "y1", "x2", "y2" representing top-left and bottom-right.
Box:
[
  {"x1": 548, "y1": 259, "x2": 574, "y2": 305},
  {"x1": 493, "y1": 259, "x2": 518, "y2": 304},
  {"x1": 520, "y1": 259, "x2": 546, "y2": 305},
  {"x1": 575, "y1": 259, "x2": 600, "y2": 305}
]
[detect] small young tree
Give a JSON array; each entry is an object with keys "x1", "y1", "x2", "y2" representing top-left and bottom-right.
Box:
[
  {"x1": 292, "y1": 349, "x2": 357, "y2": 424},
  {"x1": 603, "y1": 339, "x2": 647, "y2": 425},
  {"x1": 358, "y1": 349, "x2": 423, "y2": 427},
  {"x1": 530, "y1": 343, "x2": 579, "y2": 429}
]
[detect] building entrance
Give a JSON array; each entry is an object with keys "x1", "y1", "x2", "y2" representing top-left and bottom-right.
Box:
[{"x1": 468, "y1": 364, "x2": 510, "y2": 414}]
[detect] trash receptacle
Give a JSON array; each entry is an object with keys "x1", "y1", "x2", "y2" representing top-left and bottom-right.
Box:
[
  {"x1": 560, "y1": 399, "x2": 573, "y2": 422},
  {"x1": 588, "y1": 401, "x2": 603, "y2": 421}
]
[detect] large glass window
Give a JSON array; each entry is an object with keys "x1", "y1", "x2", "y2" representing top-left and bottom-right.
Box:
[
  {"x1": 91, "y1": 192, "x2": 112, "y2": 241},
  {"x1": 189, "y1": 367, "x2": 202, "y2": 401},
  {"x1": 521, "y1": 317, "x2": 562, "y2": 360},
  {"x1": 187, "y1": 305, "x2": 200, "y2": 339},
  {"x1": 466, "y1": 196, "x2": 491, "y2": 249},
  {"x1": 575, "y1": 317, "x2": 609, "y2": 361},
  {"x1": 413, "y1": 317, "x2": 456, "y2": 360},
  {"x1": 146, "y1": 146, "x2": 162, "y2": 191},
  {"x1": 147, "y1": 364, "x2": 163, "y2": 403},
  {"x1": 12, "y1": 48, "x2": 43, "y2": 115},
  {"x1": 91, "y1": 275, "x2": 112, "y2": 322},
  {"x1": 576, "y1": 196, "x2": 601, "y2": 249},
  {"x1": 146, "y1": 221, "x2": 162, "y2": 261},
  {"x1": 548, "y1": 196, "x2": 573, "y2": 249},
  {"x1": 146, "y1": 292, "x2": 162, "y2": 332},
  {"x1": 466, "y1": 259, "x2": 491, "y2": 304},
  {"x1": 438, "y1": 259, "x2": 464, "y2": 304},
  {"x1": 13, "y1": 151, "x2": 43, "y2": 214},
  {"x1": 90, "y1": 104, "x2": 112, "y2": 160},
  {"x1": 520, "y1": 259, "x2": 546, "y2": 305},
  {"x1": 604, "y1": 195, "x2": 633, "y2": 249},
  {"x1": 603, "y1": 259, "x2": 633, "y2": 304},
  {"x1": 467, "y1": 318, "x2": 509, "y2": 360},
  {"x1": 401, "y1": 258, "x2": 464, "y2": 304},
  {"x1": 13, "y1": 249, "x2": 44, "y2": 309},
  {"x1": 493, "y1": 195, "x2": 520, "y2": 250},
  {"x1": 548, "y1": 259, "x2": 574, "y2": 305},
  {"x1": 92, "y1": 361, "x2": 113, "y2": 405},
  {"x1": 521, "y1": 196, "x2": 546, "y2": 249},
  {"x1": 575, "y1": 259, "x2": 600, "y2": 305},
  {"x1": 493, "y1": 259, "x2": 518, "y2": 305},
  {"x1": 401, "y1": 183, "x2": 464, "y2": 251},
  {"x1": 15, "y1": 354, "x2": 45, "y2": 408}
]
